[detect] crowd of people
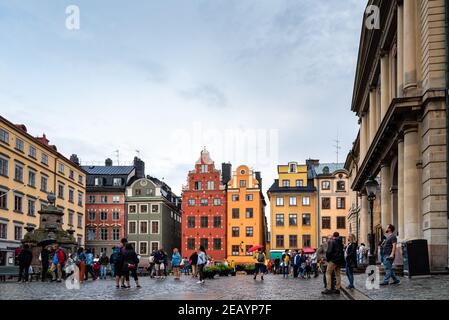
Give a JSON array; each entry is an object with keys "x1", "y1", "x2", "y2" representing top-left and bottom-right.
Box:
[{"x1": 13, "y1": 224, "x2": 401, "y2": 291}]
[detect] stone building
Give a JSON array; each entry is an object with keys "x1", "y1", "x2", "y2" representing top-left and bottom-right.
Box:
[
  {"x1": 315, "y1": 164, "x2": 350, "y2": 244},
  {"x1": 126, "y1": 176, "x2": 182, "y2": 264},
  {"x1": 347, "y1": 0, "x2": 448, "y2": 270},
  {"x1": 82, "y1": 157, "x2": 143, "y2": 256},
  {"x1": 0, "y1": 115, "x2": 86, "y2": 252},
  {"x1": 181, "y1": 149, "x2": 228, "y2": 261}
]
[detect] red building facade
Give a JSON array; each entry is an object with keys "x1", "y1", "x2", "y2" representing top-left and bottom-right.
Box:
[{"x1": 182, "y1": 149, "x2": 228, "y2": 260}]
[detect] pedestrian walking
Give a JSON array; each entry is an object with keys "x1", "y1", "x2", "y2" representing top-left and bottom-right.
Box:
[
  {"x1": 189, "y1": 251, "x2": 198, "y2": 278},
  {"x1": 51, "y1": 246, "x2": 66, "y2": 282},
  {"x1": 18, "y1": 244, "x2": 33, "y2": 282},
  {"x1": 148, "y1": 251, "x2": 156, "y2": 278},
  {"x1": 76, "y1": 247, "x2": 86, "y2": 284},
  {"x1": 122, "y1": 243, "x2": 141, "y2": 289},
  {"x1": 182, "y1": 257, "x2": 190, "y2": 275},
  {"x1": 110, "y1": 247, "x2": 120, "y2": 278},
  {"x1": 99, "y1": 252, "x2": 109, "y2": 280},
  {"x1": 311, "y1": 251, "x2": 319, "y2": 278},
  {"x1": 380, "y1": 224, "x2": 400, "y2": 286},
  {"x1": 171, "y1": 248, "x2": 182, "y2": 280},
  {"x1": 345, "y1": 234, "x2": 358, "y2": 289},
  {"x1": 84, "y1": 249, "x2": 97, "y2": 281},
  {"x1": 274, "y1": 258, "x2": 280, "y2": 274},
  {"x1": 197, "y1": 246, "x2": 207, "y2": 284},
  {"x1": 39, "y1": 246, "x2": 50, "y2": 282},
  {"x1": 322, "y1": 232, "x2": 345, "y2": 295},
  {"x1": 253, "y1": 248, "x2": 266, "y2": 281},
  {"x1": 115, "y1": 239, "x2": 127, "y2": 288},
  {"x1": 281, "y1": 249, "x2": 291, "y2": 278}
]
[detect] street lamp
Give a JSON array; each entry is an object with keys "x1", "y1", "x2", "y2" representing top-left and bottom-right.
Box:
[{"x1": 365, "y1": 177, "x2": 379, "y2": 265}]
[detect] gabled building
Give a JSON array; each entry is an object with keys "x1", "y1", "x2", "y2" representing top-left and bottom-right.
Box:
[
  {"x1": 181, "y1": 149, "x2": 228, "y2": 261},
  {"x1": 126, "y1": 176, "x2": 181, "y2": 263},
  {"x1": 82, "y1": 157, "x2": 144, "y2": 256},
  {"x1": 268, "y1": 160, "x2": 318, "y2": 251},
  {"x1": 315, "y1": 163, "x2": 349, "y2": 244},
  {"x1": 226, "y1": 165, "x2": 267, "y2": 264}
]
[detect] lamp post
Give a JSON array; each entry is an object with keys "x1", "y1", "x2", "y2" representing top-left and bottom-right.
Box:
[{"x1": 365, "y1": 177, "x2": 379, "y2": 265}]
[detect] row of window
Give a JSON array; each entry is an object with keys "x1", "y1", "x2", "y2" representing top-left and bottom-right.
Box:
[
  {"x1": 230, "y1": 194, "x2": 253, "y2": 201},
  {"x1": 128, "y1": 220, "x2": 159, "y2": 235},
  {"x1": 275, "y1": 235, "x2": 312, "y2": 248},
  {"x1": 0, "y1": 222, "x2": 25, "y2": 241},
  {"x1": 231, "y1": 245, "x2": 256, "y2": 256},
  {"x1": 0, "y1": 157, "x2": 83, "y2": 206},
  {"x1": 93, "y1": 177, "x2": 123, "y2": 187},
  {"x1": 281, "y1": 179, "x2": 304, "y2": 187},
  {"x1": 321, "y1": 216, "x2": 346, "y2": 230},
  {"x1": 231, "y1": 208, "x2": 254, "y2": 219},
  {"x1": 187, "y1": 198, "x2": 222, "y2": 206},
  {"x1": 186, "y1": 238, "x2": 222, "y2": 251},
  {"x1": 321, "y1": 180, "x2": 346, "y2": 192},
  {"x1": 187, "y1": 216, "x2": 222, "y2": 228},
  {"x1": 275, "y1": 213, "x2": 311, "y2": 227},
  {"x1": 88, "y1": 195, "x2": 121, "y2": 204},
  {"x1": 275, "y1": 196, "x2": 310, "y2": 207},
  {"x1": 86, "y1": 227, "x2": 121, "y2": 241},
  {"x1": 321, "y1": 197, "x2": 346, "y2": 210},
  {"x1": 0, "y1": 128, "x2": 84, "y2": 184},
  {"x1": 231, "y1": 226, "x2": 254, "y2": 237},
  {"x1": 129, "y1": 204, "x2": 159, "y2": 214},
  {"x1": 88, "y1": 210, "x2": 120, "y2": 221},
  {"x1": 130, "y1": 241, "x2": 160, "y2": 256}
]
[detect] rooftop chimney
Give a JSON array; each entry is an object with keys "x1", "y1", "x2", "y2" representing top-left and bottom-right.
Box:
[
  {"x1": 221, "y1": 163, "x2": 232, "y2": 186},
  {"x1": 134, "y1": 157, "x2": 145, "y2": 178},
  {"x1": 105, "y1": 158, "x2": 113, "y2": 166},
  {"x1": 36, "y1": 134, "x2": 49, "y2": 146},
  {"x1": 255, "y1": 171, "x2": 262, "y2": 190},
  {"x1": 70, "y1": 154, "x2": 80, "y2": 166}
]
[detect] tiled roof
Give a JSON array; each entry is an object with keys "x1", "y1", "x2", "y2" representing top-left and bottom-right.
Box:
[
  {"x1": 82, "y1": 166, "x2": 135, "y2": 175},
  {"x1": 267, "y1": 180, "x2": 316, "y2": 193},
  {"x1": 315, "y1": 163, "x2": 345, "y2": 175}
]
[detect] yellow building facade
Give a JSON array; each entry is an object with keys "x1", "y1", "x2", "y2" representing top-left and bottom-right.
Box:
[
  {"x1": 268, "y1": 161, "x2": 318, "y2": 251},
  {"x1": 227, "y1": 165, "x2": 267, "y2": 264},
  {"x1": 0, "y1": 116, "x2": 86, "y2": 251}
]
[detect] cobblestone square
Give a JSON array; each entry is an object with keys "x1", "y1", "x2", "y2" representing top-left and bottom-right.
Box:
[{"x1": 0, "y1": 274, "x2": 346, "y2": 300}]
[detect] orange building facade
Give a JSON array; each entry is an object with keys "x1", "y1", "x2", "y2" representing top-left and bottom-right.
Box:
[{"x1": 226, "y1": 165, "x2": 267, "y2": 264}]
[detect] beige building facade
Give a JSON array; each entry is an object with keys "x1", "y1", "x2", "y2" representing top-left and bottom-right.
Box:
[{"x1": 347, "y1": 0, "x2": 449, "y2": 270}]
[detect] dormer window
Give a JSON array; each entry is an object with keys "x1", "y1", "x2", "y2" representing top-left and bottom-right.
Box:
[
  {"x1": 113, "y1": 178, "x2": 122, "y2": 186},
  {"x1": 289, "y1": 163, "x2": 297, "y2": 173},
  {"x1": 94, "y1": 177, "x2": 102, "y2": 186}
]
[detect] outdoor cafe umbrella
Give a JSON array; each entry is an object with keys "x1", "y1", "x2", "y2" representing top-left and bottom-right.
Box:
[
  {"x1": 303, "y1": 247, "x2": 316, "y2": 254},
  {"x1": 247, "y1": 245, "x2": 263, "y2": 253}
]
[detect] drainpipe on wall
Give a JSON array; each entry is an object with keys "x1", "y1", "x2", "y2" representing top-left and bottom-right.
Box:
[{"x1": 445, "y1": 0, "x2": 449, "y2": 270}]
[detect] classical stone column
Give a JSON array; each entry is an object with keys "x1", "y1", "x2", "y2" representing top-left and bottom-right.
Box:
[
  {"x1": 380, "y1": 52, "x2": 391, "y2": 120},
  {"x1": 381, "y1": 164, "x2": 392, "y2": 227},
  {"x1": 369, "y1": 87, "x2": 378, "y2": 142},
  {"x1": 403, "y1": 0, "x2": 417, "y2": 92},
  {"x1": 403, "y1": 126, "x2": 420, "y2": 240},
  {"x1": 359, "y1": 115, "x2": 366, "y2": 165},
  {"x1": 398, "y1": 137, "x2": 405, "y2": 240},
  {"x1": 397, "y1": 3, "x2": 404, "y2": 97},
  {"x1": 360, "y1": 194, "x2": 369, "y2": 245}
]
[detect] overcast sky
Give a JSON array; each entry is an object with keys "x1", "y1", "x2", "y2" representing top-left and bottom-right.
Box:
[{"x1": 0, "y1": 0, "x2": 365, "y2": 204}]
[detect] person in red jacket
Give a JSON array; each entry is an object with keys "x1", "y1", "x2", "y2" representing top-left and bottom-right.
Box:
[{"x1": 51, "y1": 246, "x2": 66, "y2": 282}]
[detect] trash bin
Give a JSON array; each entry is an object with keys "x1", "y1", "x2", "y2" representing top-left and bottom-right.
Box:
[{"x1": 402, "y1": 239, "x2": 430, "y2": 278}]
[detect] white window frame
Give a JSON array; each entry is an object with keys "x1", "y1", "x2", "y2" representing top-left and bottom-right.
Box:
[
  {"x1": 128, "y1": 221, "x2": 137, "y2": 234},
  {"x1": 139, "y1": 241, "x2": 148, "y2": 255},
  {"x1": 302, "y1": 196, "x2": 310, "y2": 206},
  {"x1": 150, "y1": 220, "x2": 160, "y2": 235},
  {"x1": 151, "y1": 204, "x2": 159, "y2": 213},
  {"x1": 129, "y1": 204, "x2": 137, "y2": 214},
  {"x1": 289, "y1": 196, "x2": 297, "y2": 206},
  {"x1": 150, "y1": 241, "x2": 160, "y2": 252},
  {"x1": 139, "y1": 220, "x2": 149, "y2": 234},
  {"x1": 276, "y1": 197, "x2": 284, "y2": 206},
  {"x1": 140, "y1": 204, "x2": 149, "y2": 214}
]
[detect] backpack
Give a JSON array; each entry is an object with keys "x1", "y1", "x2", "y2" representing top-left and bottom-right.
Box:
[{"x1": 257, "y1": 253, "x2": 265, "y2": 263}]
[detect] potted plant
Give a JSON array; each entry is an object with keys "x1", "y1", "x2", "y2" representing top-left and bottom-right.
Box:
[
  {"x1": 244, "y1": 264, "x2": 256, "y2": 275},
  {"x1": 203, "y1": 266, "x2": 217, "y2": 279}
]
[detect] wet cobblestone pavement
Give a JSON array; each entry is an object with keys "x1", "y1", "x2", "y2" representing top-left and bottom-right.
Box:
[
  {"x1": 342, "y1": 274, "x2": 449, "y2": 300},
  {"x1": 0, "y1": 274, "x2": 346, "y2": 300}
]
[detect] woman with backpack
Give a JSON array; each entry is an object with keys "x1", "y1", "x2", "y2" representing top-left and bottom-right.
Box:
[
  {"x1": 171, "y1": 248, "x2": 182, "y2": 280},
  {"x1": 196, "y1": 246, "x2": 207, "y2": 284},
  {"x1": 84, "y1": 249, "x2": 97, "y2": 281},
  {"x1": 253, "y1": 248, "x2": 266, "y2": 281},
  {"x1": 122, "y1": 243, "x2": 141, "y2": 289}
]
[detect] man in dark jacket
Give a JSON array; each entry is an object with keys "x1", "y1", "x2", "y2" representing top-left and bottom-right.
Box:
[
  {"x1": 189, "y1": 251, "x2": 198, "y2": 278},
  {"x1": 40, "y1": 246, "x2": 50, "y2": 282},
  {"x1": 322, "y1": 232, "x2": 344, "y2": 295},
  {"x1": 18, "y1": 244, "x2": 33, "y2": 282}
]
